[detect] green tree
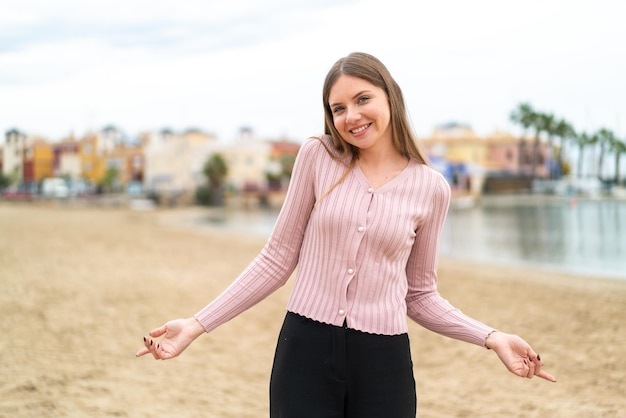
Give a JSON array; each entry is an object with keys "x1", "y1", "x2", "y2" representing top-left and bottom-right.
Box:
[
  {"x1": 0, "y1": 171, "x2": 11, "y2": 190},
  {"x1": 199, "y1": 153, "x2": 228, "y2": 206},
  {"x1": 607, "y1": 134, "x2": 626, "y2": 186},
  {"x1": 100, "y1": 167, "x2": 119, "y2": 193},
  {"x1": 510, "y1": 102, "x2": 535, "y2": 138},
  {"x1": 536, "y1": 112, "x2": 556, "y2": 179},
  {"x1": 552, "y1": 118, "x2": 575, "y2": 178},
  {"x1": 280, "y1": 155, "x2": 296, "y2": 179},
  {"x1": 596, "y1": 128, "x2": 615, "y2": 182}
]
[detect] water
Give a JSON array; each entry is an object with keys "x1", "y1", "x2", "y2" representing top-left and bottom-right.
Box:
[
  {"x1": 202, "y1": 196, "x2": 626, "y2": 280},
  {"x1": 442, "y1": 197, "x2": 626, "y2": 280}
]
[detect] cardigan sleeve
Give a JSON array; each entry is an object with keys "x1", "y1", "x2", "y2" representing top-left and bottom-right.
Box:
[
  {"x1": 194, "y1": 138, "x2": 319, "y2": 333},
  {"x1": 405, "y1": 171, "x2": 494, "y2": 347}
]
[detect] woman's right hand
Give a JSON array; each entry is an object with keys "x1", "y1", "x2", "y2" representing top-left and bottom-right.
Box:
[{"x1": 136, "y1": 317, "x2": 205, "y2": 360}]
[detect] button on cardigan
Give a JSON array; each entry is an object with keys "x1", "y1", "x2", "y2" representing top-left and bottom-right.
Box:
[{"x1": 195, "y1": 136, "x2": 494, "y2": 347}]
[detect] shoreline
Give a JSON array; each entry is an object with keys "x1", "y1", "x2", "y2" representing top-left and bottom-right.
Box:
[
  {"x1": 3, "y1": 199, "x2": 625, "y2": 282},
  {"x1": 156, "y1": 204, "x2": 626, "y2": 282}
]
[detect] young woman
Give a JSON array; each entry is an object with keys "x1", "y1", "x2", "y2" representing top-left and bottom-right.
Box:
[{"x1": 137, "y1": 52, "x2": 555, "y2": 417}]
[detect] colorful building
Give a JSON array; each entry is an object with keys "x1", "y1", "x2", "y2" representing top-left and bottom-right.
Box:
[
  {"x1": 79, "y1": 133, "x2": 104, "y2": 185},
  {"x1": 23, "y1": 138, "x2": 54, "y2": 185},
  {"x1": 420, "y1": 123, "x2": 549, "y2": 194}
]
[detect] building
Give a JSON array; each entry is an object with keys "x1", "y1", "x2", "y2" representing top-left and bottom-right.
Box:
[
  {"x1": 222, "y1": 128, "x2": 273, "y2": 193},
  {"x1": 79, "y1": 133, "x2": 104, "y2": 185},
  {"x1": 420, "y1": 123, "x2": 488, "y2": 195},
  {"x1": 23, "y1": 138, "x2": 54, "y2": 186},
  {"x1": 420, "y1": 123, "x2": 550, "y2": 194},
  {"x1": 2, "y1": 129, "x2": 28, "y2": 185},
  {"x1": 210, "y1": 128, "x2": 300, "y2": 208},
  {"x1": 52, "y1": 136, "x2": 81, "y2": 180},
  {"x1": 143, "y1": 128, "x2": 218, "y2": 203}
]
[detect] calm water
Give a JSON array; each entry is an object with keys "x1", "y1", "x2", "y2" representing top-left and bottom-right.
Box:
[
  {"x1": 442, "y1": 197, "x2": 626, "y2": 280},
  {"x1": 203, "y1": 196, "x2": 626, "y2": 280}
]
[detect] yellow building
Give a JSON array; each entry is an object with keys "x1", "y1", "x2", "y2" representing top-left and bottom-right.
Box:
[
  {"x1": 419, "y1": 124, "x2": 487, "y2": 196},
  {"x1": 420, "y1": 123, "x2": 488, "y2": 166},
  {"x1": 419, "y1": 123, "x2": 550, "y2": 195},
  {"x1": 103, "y1": 145, "x2": 144, "y2": 186},
  {"x1": 80, "y1": 133, "x2": 105, "y2": 184},
  {"x1": 26, "y1": 139, "x2": 55, "y2": 183}
]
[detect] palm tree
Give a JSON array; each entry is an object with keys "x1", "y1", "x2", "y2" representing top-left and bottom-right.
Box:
[
  {"x1": 525, "y1": 111, "x2": 553, "y2": 179},
  {"x1": 607, "y1": 134, "x2": 626, "y2": 186},
  {"x1": 203, "y1": 153, "x2": 229, "y2": 205},
  {"x1": 537, "y1": 112, "x2": 557, "y2": 179},
  {"x1": 596, "y1": 128, "x2": 614, "y2": 182},
  {"x1": 510, "y1": 102, "x2": 535, "y2": 174},
  {"x1": 510, "y1": 102, "x2": 536, "y2": 137},
  {"x1": 552, "y1": 118, "x2": 575, "y2": 178},
  {"x1": 573, "y1": 131, "x2": 598, "y2": 178}
]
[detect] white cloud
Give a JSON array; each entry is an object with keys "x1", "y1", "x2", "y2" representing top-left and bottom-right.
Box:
[{"x1": 1, "y1": 0, "x2": 625, "y2": 143}]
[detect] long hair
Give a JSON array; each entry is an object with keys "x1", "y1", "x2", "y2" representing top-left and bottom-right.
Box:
[
  {"x1": 321, "y1": 52, "x2": 428, "y2": 165},
  {"x1": 314, "y1": 52, "x2": 429, "y2": 205}
]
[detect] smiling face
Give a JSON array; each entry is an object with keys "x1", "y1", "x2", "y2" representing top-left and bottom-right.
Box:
[{"x1": 328, "y1": 74, "x2": 392, "y2": 153}]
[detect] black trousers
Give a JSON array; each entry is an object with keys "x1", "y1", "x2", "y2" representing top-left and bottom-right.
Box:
[{"x1": 270, "y1": 312, "x2": 416, "y2": 418}]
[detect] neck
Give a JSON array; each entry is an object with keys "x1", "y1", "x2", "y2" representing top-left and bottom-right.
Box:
[
  {"x1": 356, "y1": 148, "x2": 409, "y2": 189},
  {"x1": 357, "y1": 146, "x2": 406, "y2": 169}
]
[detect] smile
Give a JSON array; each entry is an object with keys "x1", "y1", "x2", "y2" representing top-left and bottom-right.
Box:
[{"x1": 350, "y1": 123, "x2": 371, "y2": 134}]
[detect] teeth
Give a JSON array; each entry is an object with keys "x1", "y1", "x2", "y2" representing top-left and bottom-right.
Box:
[{"x1": 351, "y1": 124, "x2": 369, "y2": 134}]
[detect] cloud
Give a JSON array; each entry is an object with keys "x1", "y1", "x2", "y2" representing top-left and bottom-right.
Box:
[
  {"x1": 1, "y1": 0, "x2": 625, "y2": 142},
  {"x1": 0, "y1": 0, "x2": 352, "y2": 53}
]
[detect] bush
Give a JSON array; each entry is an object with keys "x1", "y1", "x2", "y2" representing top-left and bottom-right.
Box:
[
  {"x1": 195, "y1": 185, "x2": 212, "y2": 206},
  {"x1": 0, "y1": 172, "x2": 11, "y2": 190}
]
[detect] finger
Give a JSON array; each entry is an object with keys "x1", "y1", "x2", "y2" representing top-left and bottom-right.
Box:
[
  {"x1": 530, "y1": 354, "x2": 545, "y2": 376},
  {"x1": 529, "y1": 353, "x2": 542, "y2": 365},
  {"x1": 155, "y1": 343, "x2": 170, "y2": 360},
  {"x1": 135, "y1": 347, "x2": 150, "y2": 357},
  {"x1": 523, "y1": 358, "x2": 535, "y2": 378},
  {"x1": 536, "y1": 369, "x2": 557, "y2": 382},
  {"x1": 142, "y1": 336, "x2": 159, "y2": 359},
  {"x1": 137, "y1": 336, "x2": 155, "y2": 358},
  {"x1": 148, "y1": 338, "x2": 161, "y2": 359},
  {"x1": 149, "y1": 324, "x2": 168, "y2": 338}
]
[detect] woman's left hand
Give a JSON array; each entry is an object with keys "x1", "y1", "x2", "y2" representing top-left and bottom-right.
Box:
[{"x1": 485, "y1": 331, "x2": 556, "y2": 382}]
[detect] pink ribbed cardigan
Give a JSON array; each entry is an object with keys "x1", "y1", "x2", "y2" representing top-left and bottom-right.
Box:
[{"x1": 195, "y1": 136, "x2": 494, "y2": 346}]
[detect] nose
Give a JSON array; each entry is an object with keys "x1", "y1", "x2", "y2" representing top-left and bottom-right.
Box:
[{"x1": 345, "y1": 107, "x2": 361, "y2": 125}]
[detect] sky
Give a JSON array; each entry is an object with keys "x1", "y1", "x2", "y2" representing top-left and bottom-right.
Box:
[{"x1": 1, "y1": 0, "x2": 625, "y2": 144}]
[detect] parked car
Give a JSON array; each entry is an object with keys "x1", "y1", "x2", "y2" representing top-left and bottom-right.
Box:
[{"x1": 41, "y1": 178, "x2": 70, "y2": 199}]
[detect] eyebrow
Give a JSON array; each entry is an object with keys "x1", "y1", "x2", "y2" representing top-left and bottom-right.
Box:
[{"x1": 329, "y1": 90, "x2": 373, "y2": 108}]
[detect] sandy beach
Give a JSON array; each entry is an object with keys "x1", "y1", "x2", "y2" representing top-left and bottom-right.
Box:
[{"x1": 1, "y1": 202, "x2": 624, "y2": 418}]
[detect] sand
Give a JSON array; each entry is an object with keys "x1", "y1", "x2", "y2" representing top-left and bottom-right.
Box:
[{"x1": 0, "y1": 202, "x2": 624, "y2": 418}]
